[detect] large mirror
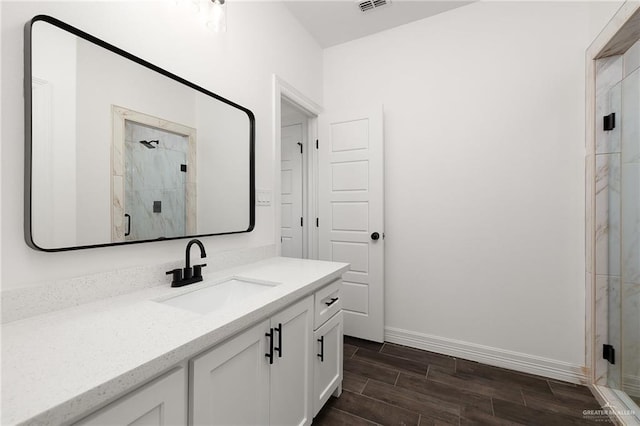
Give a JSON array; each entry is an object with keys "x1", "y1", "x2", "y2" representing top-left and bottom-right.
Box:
[{"x1": 24, "y1": 15, "x2": 255, "y2": 251}]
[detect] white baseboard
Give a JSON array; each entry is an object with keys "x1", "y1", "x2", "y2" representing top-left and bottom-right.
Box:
[
  {"x1": 385, "y1": 327, "x2": 587, "y2": 384},
  {"x1": 624, "y1": 376, "x2": 640, "y2": 398}
]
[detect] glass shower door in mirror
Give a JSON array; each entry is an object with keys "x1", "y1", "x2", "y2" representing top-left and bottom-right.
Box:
[{"x1": 123, "y1": 120, "x2": 192, "y2": 241}]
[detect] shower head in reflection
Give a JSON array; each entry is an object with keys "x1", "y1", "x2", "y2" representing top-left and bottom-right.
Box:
[{"x1": 139, "y1": 140, "x2": 159, "y2": 149}]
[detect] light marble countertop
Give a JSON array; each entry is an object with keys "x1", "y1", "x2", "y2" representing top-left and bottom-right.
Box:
[{"x1": 1, "y1": 257, "x2": 349, "y2": 425}]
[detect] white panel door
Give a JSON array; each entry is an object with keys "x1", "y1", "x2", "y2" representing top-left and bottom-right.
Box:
[
  {"x1": 281, "y1": 124, "x2": 304, "y2": 258},
  {"x1": 75, "y1": 368, "x2": 187, "y2": 425},
  {"x1": 270, "y1": 296, "x2": 313, "y2": 426},
  {"x1": 190, "y1": 320, "x2": 270, "y2": 426},
  {"x1": 319, "y1": 106, "x2": 384, "y2": 342}
]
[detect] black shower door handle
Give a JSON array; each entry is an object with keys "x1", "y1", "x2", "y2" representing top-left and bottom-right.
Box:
[{"x1": 125, "y1": 214, "x2": 131, "y2": 236}]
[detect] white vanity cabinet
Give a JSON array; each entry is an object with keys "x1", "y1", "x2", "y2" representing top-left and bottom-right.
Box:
[
  {"x1": 190, "y1": 295, "x2": 314, "y2": 426},
  {"x1": 312, "y1": 279, "x2": 343, "y2": 417},
  {"x1": 2, "y1": 258, "x2": 350, "y2": 426},
  {"x1": 313, "y1": 311, "x2": 343, "y2": 417},
  {"x1": 74, "y1": 367, "x2": 187, "y2": 426},
  {"x1": 269, "y1": 295, "x2": 314, "y2": 426},
  {"x1": 190, "y1": 319, "x2": 270, "y2": 425}
]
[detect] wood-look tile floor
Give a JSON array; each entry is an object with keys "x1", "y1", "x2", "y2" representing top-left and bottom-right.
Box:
[{"x1": 313, "y1": 336, "x2": 611, "y2": 425}]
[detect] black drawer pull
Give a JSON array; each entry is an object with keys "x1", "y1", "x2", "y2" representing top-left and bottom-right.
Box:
[
  {"x1": 317, "y1": 336, "x2": 324, "y2": 362},
  {"x1": 274, "y1": 323, "x2": 282, "y2": 357},
  {"x1": 265, "y1": 328, "x2": 274, "y2": 365},
  {"x1": 325, "y1": 297, "x2": 339, "y2": 307}
]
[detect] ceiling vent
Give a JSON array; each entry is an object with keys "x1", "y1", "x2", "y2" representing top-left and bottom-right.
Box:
[{"x1": 357, "y1": 0, "x2": 391, "y2": 13}]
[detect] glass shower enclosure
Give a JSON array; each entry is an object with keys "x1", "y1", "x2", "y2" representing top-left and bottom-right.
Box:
[{"x1": 594, "y1": 38, "x2": 640, "y2": 419}]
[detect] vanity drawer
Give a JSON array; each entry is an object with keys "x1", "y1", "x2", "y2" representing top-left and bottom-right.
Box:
[{"x1": 314, "y1": 279, "x2": 342, "y2": 329}]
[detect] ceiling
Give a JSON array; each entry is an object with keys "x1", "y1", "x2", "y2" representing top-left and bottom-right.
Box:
[{"x1": 283, "y1": 1, "x2": 473, "y2": 48}]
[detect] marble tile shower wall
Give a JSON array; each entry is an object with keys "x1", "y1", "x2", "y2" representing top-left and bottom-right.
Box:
[
  {"x1": 594, "y1": 39, "x2": 640, "y2": 401},
  {"x1": 125, "y1": 122, "x2": 187, "y2": 240}
]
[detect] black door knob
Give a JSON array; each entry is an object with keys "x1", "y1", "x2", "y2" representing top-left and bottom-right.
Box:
[{"x1": 371, "y1": 232, "x2": 380, "y2": 240}]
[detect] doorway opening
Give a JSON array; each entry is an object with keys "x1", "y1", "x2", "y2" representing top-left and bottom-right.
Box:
[
  {"x1": 279, "y1": 98, "x2": 317, "y2": 259},
  {"x1": 280, "y1": 100, "x2": 307, "y2": 258},
  {"x1": 273, "y1": 76, "x2": 321, "y2": 260}
]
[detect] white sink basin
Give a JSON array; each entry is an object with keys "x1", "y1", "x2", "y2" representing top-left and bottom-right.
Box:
[{"x1": 159, "y1": 277, "x2": 280, "y2": 315}]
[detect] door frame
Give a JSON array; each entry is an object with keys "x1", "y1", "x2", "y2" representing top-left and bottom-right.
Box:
[
  {"x1": 272, "y1": 75, "x2": 322, "y2": 259},
  {"x1": 585, "y1": 2, "x2": 640, "y2": 423},
  {"x1": 111, "y1": 106, "x2": 197, "y2": 242}
]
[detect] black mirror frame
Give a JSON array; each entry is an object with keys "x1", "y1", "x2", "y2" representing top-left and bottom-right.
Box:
[{"x1": 24, "y1": 15, "x2": 255, "y2": 252}]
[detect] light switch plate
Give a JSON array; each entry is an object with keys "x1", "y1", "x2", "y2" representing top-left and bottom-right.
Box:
[{"x1": 256, "y1": 190, "x2": 272, "y2": 206}]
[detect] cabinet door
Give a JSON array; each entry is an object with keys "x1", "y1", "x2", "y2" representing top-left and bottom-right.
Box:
[
  {"x1": 191, "y1": 320, "x2": 270, "y2": 426},
  {"x1": 313, "y1": 311, "x2": 343, "y2": 417},
  {"x1": 74, "y1": 367, "x2": 187, "y2": 426},
  {"x1": 270, "y1": 296, "x2": 313, "y2": 426}
]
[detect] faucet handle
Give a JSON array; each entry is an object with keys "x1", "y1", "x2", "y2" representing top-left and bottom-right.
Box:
[
  {"x1": 166, "y1": 268, "x2": 182, "y2": 284},
  {"x1": 194, "y1": 263, "x2": 208, "y2": 278}
]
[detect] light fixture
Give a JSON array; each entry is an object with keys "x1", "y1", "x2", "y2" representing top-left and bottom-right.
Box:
[{"x1": 206, "y1": 0, "x2": 227, "y2": 33}]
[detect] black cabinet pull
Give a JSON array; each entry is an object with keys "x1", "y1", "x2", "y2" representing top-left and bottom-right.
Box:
[
  {"x1": 317, "y1": 336, "x2": 324, "y2": 362},
  {"x1": 274, "y1": 323, "x2": 283, "y2": 357},
  {"x1": 124, "y1": 214, "x2": 131, "y2": 236},
  {"x1": 265, "y1": 328, "x2": 274, "y2": 365},
  {"x1": 325, "y1": 297, "x2": 339, "y2": 307}
]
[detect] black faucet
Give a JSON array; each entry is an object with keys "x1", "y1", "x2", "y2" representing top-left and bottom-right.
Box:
[{"x1": 166, "y1": 239, "x2": 208, "y2": 287}]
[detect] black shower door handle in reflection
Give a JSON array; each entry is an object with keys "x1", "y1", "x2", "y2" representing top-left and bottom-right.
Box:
[{"x1": 125, "y1": 214, "x2": 131, "y2": 237}]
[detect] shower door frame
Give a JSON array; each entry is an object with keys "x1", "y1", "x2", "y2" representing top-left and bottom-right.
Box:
[
  {"x1": 111, "y1": 105, "x2": 197, "y2": 242},
  {"x1": 586, "y1": 2, "x2": 640, "y2": 424}
]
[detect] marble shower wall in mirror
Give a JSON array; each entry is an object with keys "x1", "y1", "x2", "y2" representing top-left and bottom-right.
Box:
[
  {"x1": 112, "y1": 106, "x2": 198, "y2": 243},
  {"x1": 26, "y1": 16, "x2": 254, "y2": 251},
  {"x1": 123, "y1": 121, "x2": 191, "y2": 241}
]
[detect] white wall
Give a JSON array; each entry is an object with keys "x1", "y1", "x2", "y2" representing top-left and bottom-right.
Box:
[
  {"x1": 1, "y1": 1, "x2": 322, "y2": 290},
  {"x1": 196, "y1": 94, "x2": 251, "y2": 234},
  {"x1": 30, "y1": 21, "x2": 77, "y2": 248},
  {"x1": 323, "y1": 1, "x2": 620, "y2": 366}
]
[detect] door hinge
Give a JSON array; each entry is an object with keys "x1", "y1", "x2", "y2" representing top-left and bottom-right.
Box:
[
  {"x1": 316, "y1": 218, "x2": 319, "y2": 227},
  {"x1": 316, "y1": 139, "x2": 318, "y2": 149},
  {"x1": 180, "y1": 164, "x2": 187, "y2": 172},
  {"x1": 300, "y1": 217, "x2": 303, "y2": 227},
  {"x1": 604, "y1": 113, "x2": 616, "y2": 131},
  {"x1": 297, "y1": 142, "x2": 303, "y2": 154},
  {"x1": 603, "y1": 344, "x2": 615, "y2": 364}
]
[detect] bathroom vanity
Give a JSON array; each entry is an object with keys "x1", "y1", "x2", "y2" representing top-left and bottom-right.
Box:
[
  {"x1": 1, "y1": 257, "x2": 348, "y2": 425},
  {"x1": 9, "y1": 14, "x2": 350, "y2": 425}
]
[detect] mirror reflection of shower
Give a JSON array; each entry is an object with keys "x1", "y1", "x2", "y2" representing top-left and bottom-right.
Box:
[{"x1": 124, "y1": 121, "x2": 188, "y2": 241}]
